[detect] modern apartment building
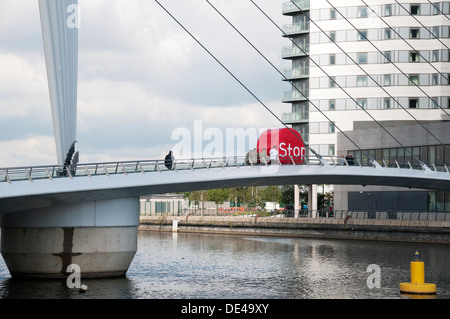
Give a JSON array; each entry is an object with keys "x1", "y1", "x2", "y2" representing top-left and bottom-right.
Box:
[{"x1": 282, "y1": 0, "x2": 450, "y2": 211}]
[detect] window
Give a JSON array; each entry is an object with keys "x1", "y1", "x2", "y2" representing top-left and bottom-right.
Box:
[
  {"x1": 409, "y1": 51, "x2": 419, "y2": 62},
  {"x1": 409, "y1": 74, "x2": 419, "y2": 86},
  {"x1": 431, "y1": 97, "x2": 439, "y2": 108},
  {"x1": 357, "y1": 30, "x2": 368, "y2": 41},
  {"x1": 329, "y1": 76, "x2": 336, "y2": 87},
  {"x1": 384, "y1": 51, "x2": 392, "y2": 63},
  {"x1": 358, "y1": 7, "x2": 368, "y2": 18},
  {"x1": 329, "y1": 31, "x2": 336, "y2": 42},
  {"x1": 433, "y1": 3, "x2": 440, "y2": 15},
  {"x1": 357, "y1": 75, "x2": 367, "y2": 86},
  {"x1": 329, "y1": 54, "x2": 336, "y2": 65},
  {"x1": 384, "y1": 74, "x2": 391, "y2": 86},
  {"x1": 330, "y1": 9, "x2": 336, "y2": 19},
  {"x1": 385, "y1": 4, "x2": 392, "y2": 16},
  {"x1": 384, "y1": 98, "x2": 391, "y2": 109},
  {"x1": 432, "y1": 27, "x2": 439, "y2": 38},
  {"x1": 384, "y1": 28, "x2": 391, "y2": 39},
  {"x1": 329, "y1": 99, "x2": 335, "y2": 110},
  {"x1": 409, "y1": 98, "x2": 419, "y2": 108},
  {"x1": 356, "y1": 98, "x2": 367, "y2": 109},
  {"x1": 329, "y1": 122, "x2": 335, "y2": 133},
  {"x1": 410, "y1": 28, "x2": 420, "y2": 39},
  {"x1": 410, "y1": 4, "x2": 420, "y2": 15},
  {"x1": 328, "y1": 145, "x2": 335, "y2": 156},
  {"x1": 357, "y1": 52, "x2": 367, "y2": 64},
  {"x1": 432, "y1": 50, "x2": 439, "y2": 62},
  {"x1": 432, "y1": 74, "x2": 439, "y2": 85}
]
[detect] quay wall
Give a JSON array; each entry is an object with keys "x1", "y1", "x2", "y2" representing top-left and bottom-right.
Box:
[{"x1": 139, "y1": 216, "x2": 450, "y2": 244}]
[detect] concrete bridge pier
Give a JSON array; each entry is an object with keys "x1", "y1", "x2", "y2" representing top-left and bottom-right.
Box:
[{"x1": 0, "y1": 197, "x2": 139, "y2": 278}]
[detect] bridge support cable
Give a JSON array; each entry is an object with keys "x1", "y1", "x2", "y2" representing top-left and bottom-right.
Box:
[
  {"x1": 325, "y1": 1, "x2": 449, "y2": 150},
  {"x1": 154, "y1": 0, "x2": 330, "y2": 164},
  {"x1": 205, "y1": 0, "x2": 376, "y2": 167},
  {"x1": 263, "y1": 0, "x2": 437, "y2": 167}
]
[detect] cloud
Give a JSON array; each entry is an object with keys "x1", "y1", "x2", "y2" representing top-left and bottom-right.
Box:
[
  {"x1": 0, "y1": 135, "x2": 56, "y2": 167},
  {"x1": 0, "y1": 0, "x2": 291, "y2": 167}
]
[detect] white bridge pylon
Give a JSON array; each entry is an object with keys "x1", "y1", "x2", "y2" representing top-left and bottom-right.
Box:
[{"x1": 0, "y1": 156, "x2": 449, "y2": 214}]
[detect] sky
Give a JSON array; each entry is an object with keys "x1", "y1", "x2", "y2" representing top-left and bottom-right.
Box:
[{"x1": 0, "y1": 0, "x2": 292, "y2": 167}]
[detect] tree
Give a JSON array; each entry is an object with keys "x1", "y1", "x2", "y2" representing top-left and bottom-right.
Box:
[
  {"x1": 281, "y1": 185, "x2": 294, "y2": 206},
  {"x1": 259, "y1": 186, "x2": 282, "y2": 209},
  {"x1": 187, "y1": 190, "x2": 208, "y2": 215},
  {"x1": 207, "y1": 188, "x2": 229, "y2": 211}
]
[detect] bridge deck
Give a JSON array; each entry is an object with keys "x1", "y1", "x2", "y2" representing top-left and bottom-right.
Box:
[{"x1": 0, "y1": 156, "x2": 449, "y2": 214}]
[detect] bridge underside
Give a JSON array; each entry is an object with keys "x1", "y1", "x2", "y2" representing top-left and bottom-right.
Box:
[{"x1": 1, "y1": 164, "x2": 448, "y2": 215}]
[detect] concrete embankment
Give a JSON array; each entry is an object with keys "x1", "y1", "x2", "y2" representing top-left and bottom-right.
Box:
[{"x1": 139, "y1": 215, "x2": 450, "y2": 244}]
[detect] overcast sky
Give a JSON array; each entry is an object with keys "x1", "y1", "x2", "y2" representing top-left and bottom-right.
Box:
[{"x1": 0, "y1": 0, "x2": 291, "y2": 167}]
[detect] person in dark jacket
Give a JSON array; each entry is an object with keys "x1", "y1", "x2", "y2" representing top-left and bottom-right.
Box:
[{"x1": 165, "y1": 151, "x2": 174, "y2": 170}]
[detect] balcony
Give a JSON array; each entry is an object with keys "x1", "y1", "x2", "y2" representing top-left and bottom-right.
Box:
[
  {"x1": 282, "y1": 0, "x2": 310, "y2": 15},
  {"x1": 282, "y1": 45, "x2": 309, "y2": 59},
  {"x1": 282, "y1": 22, "x2": 310, "y2": 37},
  {"x1": 282, "y1": 67, "x2": 309, "y2": 81},
  {"x1": 282, "y1": 89, "x2": 309, "y2": 103},
  {"x1": 282, "y1": 111, "x2": 309, "y2": 124}
]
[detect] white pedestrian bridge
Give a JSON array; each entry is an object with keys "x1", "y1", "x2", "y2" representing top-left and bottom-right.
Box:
[{"x1": 1, "y1": 155, "x2": 449, "y2": 215}]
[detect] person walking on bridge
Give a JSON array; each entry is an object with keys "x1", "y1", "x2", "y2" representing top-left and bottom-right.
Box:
[
  {"x1": 165, "y1": 151, "x2": 175, "y2": 170},
  {"x1": 269, "y1": 145, "x2": 279, "y2": 165}
]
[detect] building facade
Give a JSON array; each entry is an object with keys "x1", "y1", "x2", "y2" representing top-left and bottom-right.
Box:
[{"x1": 282, "y1": 0, "x2": 450, "y2": 212}]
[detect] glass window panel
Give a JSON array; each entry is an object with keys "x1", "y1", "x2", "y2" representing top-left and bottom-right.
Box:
[
  {"x1": 445, "y1": 191, "x2": 450, "y2": 211},
  {"x1": 385, "y1": 4, "x2": 392, "y2": 16},
  {"x1": 445, "y1": 144, "x2": 450, "y2": 165},
  {"x1": 437, "y1": 192, "x2": 445, "y2": 211},
  {"x1": 410, "y1": 4, "x2": 420, "y2": 15},
  {"x1": 436, "y1": 145, "x2": 444, "y2": 165},
  {"x1": 428, "y1": 145, "x2": 436, "y2": 165},
  {"x1": 420, "y1": 146, "x2": 428, "y2": 164},
  {"x1": 357, "y1": 30, "x2": 367, "y2": 40},
  {"x1": 357, "y1": 76, "x2": 367, "y2": 86},
  {"x1": 357, "y1": 52, "x2": 367, "y2": 64},
  {"x1": 428, "y1": 192, "x2": 436, "y2": 211},
  {"x1": 358, "y1": 7, "x2": 368, "y2": 17}
]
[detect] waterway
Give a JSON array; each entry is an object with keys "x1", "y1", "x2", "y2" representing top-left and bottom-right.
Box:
[{"x1": 0, "y1": 231, "x2": 449, "y2": 299}]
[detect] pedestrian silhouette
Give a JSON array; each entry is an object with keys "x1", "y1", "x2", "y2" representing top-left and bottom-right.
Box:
[{"x1": 165, "y1": 151, "x2": 174, "y2": 170}]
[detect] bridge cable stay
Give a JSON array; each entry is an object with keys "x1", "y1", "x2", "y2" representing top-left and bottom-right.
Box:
[
  {"x1": 249, "y1": 0, "x2": 426, "y2": 167},
  {"x1": 425, "y1": 0, "x2": 450, "y2": 21},
  {"x1": 264, "y1": 0, "x2": 445, "y2": 167},
  {"x1": 153, "y1": 0, "x2": 324, "y2": 163},
  {"x1": 370, "y1": 0, "x2": 450, "y2": 98},
  {"x1": 204, "y1": 0, "x2": 375, "y2": 166},
  {"x1": 328, "y1": 0, "x2": 450, "y2": 122},
  {"x1": 329, "y1": 0, "x2": 450, "y2": 161}
]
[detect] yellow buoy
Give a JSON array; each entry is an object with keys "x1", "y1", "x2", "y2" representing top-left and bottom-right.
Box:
[{"x1": 399, "y1": 251, "x2": 436, "y2": 295}]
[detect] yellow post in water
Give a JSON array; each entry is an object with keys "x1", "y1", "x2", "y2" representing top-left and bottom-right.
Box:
[{"x1": 399, "y1": 251, "x2": 436, "y2": 295}]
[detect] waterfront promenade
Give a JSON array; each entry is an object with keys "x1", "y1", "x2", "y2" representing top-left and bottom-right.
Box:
[{"x1": 139, "y1": 213, "x2": 450, "y2": 245}]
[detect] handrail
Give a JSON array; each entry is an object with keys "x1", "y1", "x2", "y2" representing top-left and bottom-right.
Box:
[{"x1": 0, "y1": 154, "x2": 446, "y2": 184}]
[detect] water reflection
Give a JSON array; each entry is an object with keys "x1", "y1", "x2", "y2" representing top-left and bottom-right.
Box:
[{"x1": 0, "y1": 231, "x2": 449, "y2": 299}]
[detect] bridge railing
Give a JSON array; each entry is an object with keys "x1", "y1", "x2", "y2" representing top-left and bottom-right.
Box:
[
  {"x1": 169, "y1": 208, "x2": 450, "y2": 222},
  {"x1": 0, "y1": 154, "x2": 447, "y2": 183}
]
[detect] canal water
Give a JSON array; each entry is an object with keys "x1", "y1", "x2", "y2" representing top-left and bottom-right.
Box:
[{"x1": 0, "y1": 231, "x2": 449, "y2": 299}]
